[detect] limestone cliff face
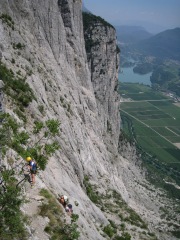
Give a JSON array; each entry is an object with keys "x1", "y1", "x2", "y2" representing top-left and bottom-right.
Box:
[
  {"x1": 0, "y1": 1, "x2": 177, "y2": 240},
  {"x1": 0, "y1": 1, "x2": 120, "y2": 239},
  {"x1": 83, "y1": 12, "x2": 120, "y2": 154}
]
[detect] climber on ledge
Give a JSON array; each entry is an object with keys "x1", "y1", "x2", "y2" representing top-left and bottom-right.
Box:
[
  {"x1": 59, "y1": 195, "x2": 68, "y2": 208},
  {"x1": 58, "y1": 195, "x2": 73, "y2": 216},
  {"x1": 22, "y1": 162, "x2": 31, "y2": 183},
  {"x1": 26, "y1": 157, "x2": 37, "y2": 187},
  {"x1": 65, "y1": 203, "x2": 73, "y2": 216}
]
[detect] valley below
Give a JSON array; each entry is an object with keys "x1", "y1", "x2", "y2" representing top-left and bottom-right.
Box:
[
  {"x1": 0, "y1": 2, "x2": 179, "y2": 240},
  {"x1": 119, "y1": 83, "x2": 180, "y2": 201}
]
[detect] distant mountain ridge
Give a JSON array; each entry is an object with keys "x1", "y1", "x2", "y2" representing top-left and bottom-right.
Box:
[
  {"x1": 134, "y1": 27, "x2": 180, "y2": 61},
  {"x1": 116, "y1": 25, "x2": 153, "y2": 44}
]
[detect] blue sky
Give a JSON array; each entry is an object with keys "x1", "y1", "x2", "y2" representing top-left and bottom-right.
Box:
[{"x1": 83, "y1": 0, "x2": 180, "y2": 33}]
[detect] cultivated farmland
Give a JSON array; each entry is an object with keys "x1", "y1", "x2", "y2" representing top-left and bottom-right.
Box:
[{"x1": 120, "y1": 83, "x2": 180, "y2": 193}]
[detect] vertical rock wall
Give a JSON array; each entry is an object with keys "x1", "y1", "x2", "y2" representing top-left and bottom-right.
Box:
[
  {"x1": 0, "y1": 2, "x2": 176, "y2": 240},
  {"x1": 0, "y1": 1, "x2": 120, "y2": 239},
  {"x1": 83, "y1": 13, "x2": 120, "y2": 154}
]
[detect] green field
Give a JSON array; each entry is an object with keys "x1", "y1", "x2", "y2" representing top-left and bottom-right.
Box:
[
  {"x1": 120, "y1": 83, "x2": 180, "y2": 185},
  {"x1": 120, "y1": 82, "x2": 171, "y2": 101}
]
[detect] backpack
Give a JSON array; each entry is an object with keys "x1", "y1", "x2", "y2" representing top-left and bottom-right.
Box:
[{"x1": 31, "y1": 162, "x2": 37, "y2": 171}]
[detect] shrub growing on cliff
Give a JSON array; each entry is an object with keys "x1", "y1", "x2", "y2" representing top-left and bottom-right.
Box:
[
  {"x1": 82, "y1": 12, "x2": 114, "y2": 31},
  {"x1": 0, "y1": 112, "x2": 61, "y2": 238},
  {"x1": 38, "y1": 105, "x2": 44, "y2": 114},
  {"x1": 0, "y1": 113, "x2": 60, "y2": 170},
  {"x1": 0, "y1": 13, "x2": 15, "y2": 29},
  {"x1": 83, "y1": 176, "x2": 101, "y2": 204},
  {"x1": 13, "y1": 42, "x2": 25, "y2": 50},
  {"x1": 24, "y1": 119, "x2": 60, "y2": 170},
  {"x1": 0, "y1": 62, "x2": 35, "y2": 108},
  {"x1": 103, "y1": 224, "x2": 117, "y2": 238},
  {"x1": 0, "y1": 169, "x2": 28, "y2": 239},
  {"x1": 113, "y1": 232, "x2": 131, "y2": 240}
]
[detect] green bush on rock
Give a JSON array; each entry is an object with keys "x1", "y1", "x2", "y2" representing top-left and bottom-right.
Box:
[{"x1": 0, "y1": 62, "x2": 35, "y2": 108}]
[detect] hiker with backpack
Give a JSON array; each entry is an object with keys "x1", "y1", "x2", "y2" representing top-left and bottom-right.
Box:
[{"x1": 26, "y1": 157, "x2": 37, "y2": 187}]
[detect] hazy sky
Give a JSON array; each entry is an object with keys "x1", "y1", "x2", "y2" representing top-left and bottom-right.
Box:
[{"x1": 83, "y1": 0, "x2": 180, "y2": 33}]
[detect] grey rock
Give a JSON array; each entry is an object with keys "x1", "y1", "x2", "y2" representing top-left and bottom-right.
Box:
[
  {"x1": 0, "y1": 80, "x2": 4, "y2": 89},
  {"x1": 0, "y1": 1, "x2": 178, "y2": 240}
]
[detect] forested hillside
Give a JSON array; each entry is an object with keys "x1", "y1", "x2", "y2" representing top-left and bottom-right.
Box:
[{"x1": 134, "y1": 28, "x2": 180, "y2": 60}]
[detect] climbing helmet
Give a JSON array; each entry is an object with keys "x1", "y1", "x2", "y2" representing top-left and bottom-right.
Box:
[{"x1": 26, "y1": 157, "x2": 32, "y2": 161}]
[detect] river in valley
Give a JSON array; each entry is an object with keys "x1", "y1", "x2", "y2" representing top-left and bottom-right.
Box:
[{"x1": 118, "y1": 66, "x2": 152, "y2": 86}]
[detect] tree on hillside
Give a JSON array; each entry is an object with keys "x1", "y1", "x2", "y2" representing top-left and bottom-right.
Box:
[{"x1": 0, "y1": 112, "x2": 60, "y2": 238}]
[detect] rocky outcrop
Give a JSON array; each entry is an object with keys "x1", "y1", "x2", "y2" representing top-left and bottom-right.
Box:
[
  {"x1": 0, "y1": 1, "x2": 178, "y2": 240},
  {"x1": 0, "y1": 1, "x2": 120, "y2": 238},
  {"x1": 83, "y1": 12, "x2": 120, "y2": 155}
]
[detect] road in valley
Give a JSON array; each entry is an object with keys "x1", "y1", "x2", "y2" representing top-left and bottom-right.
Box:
[{"x1": 120, "y1": 109, "x2": 177, "y2": 147}]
